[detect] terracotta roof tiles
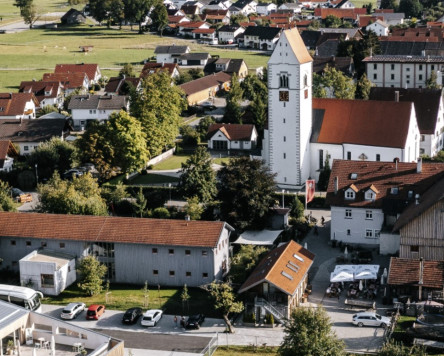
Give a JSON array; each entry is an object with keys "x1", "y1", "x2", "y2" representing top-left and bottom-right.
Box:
[
  {"x1": 54, "y1": 63, "x2": 99, "y2": 82},
  {"x1": 0, "y1": 93, "x2": 38, "y2": 117},
  {"x1": 388, "y1": 257, "x2": 444, "y2": 289},
  {"x1": 179, "y1": 72, "x2": 231, "y2": 96},
  {"x1": 207, "y1": 123, "x2": 256, "y2": 141}
]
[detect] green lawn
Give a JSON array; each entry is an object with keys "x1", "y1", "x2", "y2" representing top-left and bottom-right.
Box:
[
  {"x1": 130, "y1": 173, "x2": 179, "y2": 184},
  {"x1": 214, "y1": 346, "x2": 278, "y2": 356},
  {"x1": 212, "y1": 157, "x2": 231, "y2": 165},
  {"x1": 0, "y1": 25, "x2": 269, "y2": 92},
  {"x1": 44, "y1": 283, "x2": 219, "y2": 317},
  {"x1": 151, "y1": 154, "x2": 191, "y2": 170}
]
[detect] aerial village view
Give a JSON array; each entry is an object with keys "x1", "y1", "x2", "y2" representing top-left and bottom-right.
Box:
[{"x1": 0, "y1": 0, "x2": 443, "y2": 355}]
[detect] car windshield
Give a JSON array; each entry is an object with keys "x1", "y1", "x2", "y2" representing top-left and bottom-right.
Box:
[
  {"x1": 376, "y1": 314, "x2": 382, "y2": 320},
  {"x1": 87, "y1": 310, "x2": 96, "y2": 316}
]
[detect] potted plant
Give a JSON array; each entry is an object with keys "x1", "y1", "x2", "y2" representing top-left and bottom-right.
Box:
[{"x1": 6, "y1": 340, "x2": 14, "y2": 355}]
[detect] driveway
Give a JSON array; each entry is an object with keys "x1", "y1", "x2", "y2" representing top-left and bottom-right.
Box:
[{"x1": 0, "y1": 12, "x2": 65, "y2": 34}]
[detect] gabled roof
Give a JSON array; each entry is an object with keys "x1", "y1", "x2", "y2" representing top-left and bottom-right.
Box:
[
  {"x1": 0, "y1": 119, "x2": 69, "y2": 143},
  {"x1": 19, "y1": 81, "x2": 63, "y2": 103},
  {"x1": 154, "y1": 45, "x2": 190, "y2": 54},
  {"x1": 42, "y1": 72, "x2": 88, "y2": 89},
  {"x1": 232, "y1": 0, "x2": 255, "y2": 9},
  {"x1": 0, "y1": 140, "x2": 17, "y2": 168},
  {"x1": 284, "y1": 28, "x2": 313, "y2": 64},
  {"x1": 317, "y1": 39, "x2": 340, "y2": 57},
  {"x1": 104, "y1": 77, "x2": 141, "y2": 95},
  {"x1": 140, "y1": 62, "x2": 179, "y2": 78},
  {"x1": 314, "y1": 7, "x2": 366, "y2": 19},
  {"x1": 318, "y1": 27, "x2": 363, "y2": 38},
  {"x1": 180, "y1": 52, "x2": 211, "y2": 60},
  {"x1": 68, "y1": 94, "x2": 128, "y2": 110},
  {"x1": 179, "y1": 21, "x2": 208, "y2": 28},
  {"x1": 393, "y1": 174, "x2": 444, "y2": 231},
  {"x1": 243, "y1": 26, "x2": 282, "y2": 40},
  {"x1": 388, "y1": 258, "x2": 444, "y2": 289},
  {"x1": 207, "y1": 123, "x2": 256, "y2": 141},
  {"x1": 0, "y1": 212, "x2": 229, "y2": 248},
  {"x1": 54, "y1": 63, "x2": 99, "y2": 81},
  {"x1": 179, "y1": 72, "x2": 232, "y2": 95},
  {"x1": 326, "y1": 160, "x2": 444, "y2": 209},
  {"x1": 0, "y1": 93, "x2": 38, "y2": 117},
  {"x1": 203, "y1": 58, "x2": 247, "y2": 75},
  {"x1": 311, "y1": 98, "x2": 413, "y2": 148},
  {"x1": 218, "y1": 24, "x2": 242, "y2": 32},
  {"x1": 61, "y1": 8, "x2": 86, "y2": 23},
  {"x1": 238, "y1": 240, "x2": 315, "y2": 295},
  {"x1": 368, "y1": 87, "x2": 442, "y2": 135},
  {"x1": 192, "y1": 28, "x2": 215, "y2": 34},
  {"x1": 313, "y1": 56, "x2": 353, "y2": 75}
]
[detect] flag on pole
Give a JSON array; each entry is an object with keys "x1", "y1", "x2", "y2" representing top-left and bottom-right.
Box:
[{"x1": 306, "y1": 179, "x2": 315, "y2": 206}]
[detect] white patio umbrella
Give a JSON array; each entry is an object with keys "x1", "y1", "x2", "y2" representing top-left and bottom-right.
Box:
[
  {"x1": 32, "y1": 347, "x2": 37, "y2": 356},
  {"x1": 383, "y1": 267, "x2": 388, "y2": 278},
  {"x1": 380, "y1": 274, "x2": 384, "y2": 285},
  {"x1": 51, "y1": 335, "x2": 55, "y2": 355},
  {"x1": 344, "y1": 246, "x2": 348, "y2": 257},
  {"x1": 304, "y1": 242, "x2": 308, "y2": 249},
  {"x1": 330, "y1": 270, "x2": 354, "y2": 282},
  {"x1": 359, "y1": 279, "x2": 363, "y2": 291},
  {"x1": 354, "y1": 265, "x2": 380, "y2": 280}
]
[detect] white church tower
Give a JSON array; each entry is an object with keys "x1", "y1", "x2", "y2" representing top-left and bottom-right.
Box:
[{"x1": 263, "y1": 28, "x2": 313, "y2": 189}]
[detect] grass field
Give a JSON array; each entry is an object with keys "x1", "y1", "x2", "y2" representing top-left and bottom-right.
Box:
[
  {"x1": 214, "y1": 346, "x2": 278, "y2": 356},
  {"x1": 0, "y1": 24, "x2": 269, "y2": 92}
]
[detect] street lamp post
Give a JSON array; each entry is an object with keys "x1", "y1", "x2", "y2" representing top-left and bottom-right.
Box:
[{"x1": 35, "y1": 164, "x2": 38, "y2": 184}]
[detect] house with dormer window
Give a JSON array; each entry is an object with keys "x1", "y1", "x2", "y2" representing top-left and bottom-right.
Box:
[
  {"x1": 326, "y1": 159, "x2": 444, "y2": 254},
  {"x1": 19, "y1": 81, "x2": 64, "y2": 109}
]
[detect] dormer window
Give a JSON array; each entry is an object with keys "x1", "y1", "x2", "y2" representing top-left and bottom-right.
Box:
[
  {"x1": 345, "y1": 191, "x2": 355, "y2": 199},
  {"x1": 391, "y1": 187, "x2": 399, "y2": 195},
  {"x1": 365, "y1": 185, "x2": 379, "y2": 200}
]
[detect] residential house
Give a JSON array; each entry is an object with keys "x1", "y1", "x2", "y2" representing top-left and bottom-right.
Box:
[
  {"x1": 193, "y1": 28, "x2": 217, "y2": 42},
  {"x1": 104, "y1": 77, "x2": 142, "y2": 96},
  {"x1": 316, "y1": 27, "x2": 363, "y2": 40},
  {"x1": 155, "y1": 45, "x2": 190, "y2": 63},
  {"x1": 218, "y1": 24, "x2": 245, "y2": 43},
  {"x1": 203, "y1": 58, "x2": 249, "y2": 77},
  {"x1": 60, "y1": 8, "x2": 86, "y2": 24},
  {"x1": 0, "y1": 212, "x2": 233, "y2": 287},
  {"x1": 358, "y1": 15, "x2": 384, "y2": 28},
  {"x1": 178, "y1": 21, "x2": 211, "y2": 37},
  {"x1": 0, "y1": 93, "x2": 38, "y2": 120},
  {"x1": 369, "y1": 87, "x2": 444, "y2": 157},
  {"x1": 366, "y1": 19, "x2": 389, "y2": 37},
  {"x1": 68, "y1": 94, "x2": 129, "y2": 129},
  {"x1": 326, "y1": 159, "x2": 444, "y2": 253},
  {"x1": 181, "y1": 3, "x2": 201, "y2": 15},
  {"x1": 378, "y1": 12, "x2": 404, "y2": 26},
  {"x1": 0, "y1": 140, "x2": 17, "y2": 172},
  {"x1": 54, "y1": 63, "x2": 101, "y2": 85},
  {"x1": 335, "y1": 0, "x2": 355, "y2": 8},
  {"x1": 310, "y1": 98, "x2": 420, "y2": 181},
  {"x1": 0, "y1": 119, "x2": 70, "y2": 155},
  {"x1": 206, "y1": 0, "x2": 232, "y2": 10},
  {"x1": 229, "y1": 0, "x2": 257, "y2": 15},
  {"x1": 203, "y1": 9, "x2": 230, "y2": 23},
  {"x1": 19, "y1": 81, "x2": 64, "y2": 109},
  {"x1": 207, "y1": 123, "x2": 258, "y2": 151},
  {"x1": 140, "y1": 62, "x2": 180, "y2": 79},
  {"x1": 0, "y1": 300, "x2": 124, "y2": 355},
  {"x1": 179, "y1": 52, "x2": 212, "y2": 65},
  {"x1": 363, "y1": 55, "x2": 444, "y2": 88},
  {"x1": 242, "y1": 26, "x2": 282, "y2": 50},
  {"x1": 313, "y1": 56, "x2": 354, "y2": 76},
  {"x1": 238, "y1": 240, "x2": 315, "y2": 321},
  {"x1": 301, "y1": 30, "x2": 348, "y2": 50},
  {"x1": 167, "y1": 15, "x2": 191, "y2": 29},
  {"x1": 167, "y1": 8, "x2": 186, "y2": 16},
  {"x1": 42, "y1": 72, "x2": 89, "y2": 94},
  {"x1": 278, "y1": 3, "x2": 302, "y2": 14},
  {"x1": 313, "y1": 8, "x2": 367, "y2": 21},
  {"x1": 256, "y1": 2, "x2": 277, "y2": 15},
  {"x1": 179, "y1": 71, "x2": 232, "y2": 105}
]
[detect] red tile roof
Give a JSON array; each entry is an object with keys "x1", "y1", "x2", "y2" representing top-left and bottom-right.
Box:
[
  {"x1": 388, "y1": 257, "x2": 444, "y2": 289},
  {"x1": 0, "y1": 212, "x2": 228, "y2": 248},
  {"x1": 140, "y1": 63, "x2": 179, "y2": 78},
  {"x1": 0, "y1": 140, "x2": 17, "y2": 168},
  {"x1": 0, "y1": 93, "x2": 38, "y2": 117},
  {"x1": 238, "y1": 240, "x2": 315, "y2": 295},
  {"x1": 168, "y1": 15, "x2": 188, "y2": 23},
  {"x1": 359, "y1": 15, "x2": 384, "y2": 27},
  {"x1": 314, "y1": 8, "x2": 366, "y2": 20},
  {"x1": 42, "y1": 73, "x2": 88, "y2": 89},
  {"x1": 326, "y1": 160, "x2": 444, "y2": 209},
  {"x1": 312, "y1": 98, "x2": 413, "y2": 148},
  {"x1": 179, "y1": 72, "x2": 232, "y2": 96},
  {"x1": 192, "y1": 28, "x2": 215, "y2": 34},
  {"x1": 208, "y1": 123, "x2": 256, "y2": 141},
  {"x1": 19, "y1": 81, "x2": 62, "y2": 103},
  {"x1": 179, "y1": 21, "x2": 207, "y2": 29},
  {"x1": 54, "y1": 63, "x2": 99, "y2": 81}
]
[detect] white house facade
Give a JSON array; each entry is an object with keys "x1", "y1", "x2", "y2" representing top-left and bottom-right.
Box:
[
  {"x1": 207, "y1": 123, "x2": 258, "y2": 151},
  {"x1": 256, "y1": 2, "x2": 277, "y2": 15},
  {"x1": 218, "y1": 25, "x2": 245, "y2": 43},
  {"x1": 366, "y1": 20, "x2": 389, "y2": 36}
]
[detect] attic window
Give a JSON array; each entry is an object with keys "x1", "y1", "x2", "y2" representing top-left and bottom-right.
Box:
[
  {"x1": 350, "y1": 173, "x2": 358, "y2": 180},
  {"x1": 281, "y1": 271, "x2": 293, "y2": 280},
  {"x1": 17, "y1": 132, "x2": 24, "y2": 136},
  {"x1": 287, "y1": 260, "x2": 299, "y2": 271},
  {"x1": 391, "y1": 187, "x2": 399, "y2": 195},
  {"x1": 293, "y1": 254, "x2": 304, "y2": 262},
  {"x1": 408, "y1": 191, "x2": 413, "y2": 199}
]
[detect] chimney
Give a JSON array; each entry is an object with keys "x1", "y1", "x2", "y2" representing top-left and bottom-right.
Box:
[
  {"x1": 415, "y1": 194, "x2": 420, "y2": 205},
  {"x1": 394, "y1": 157, "x2": 399, "y2": 171},
  {"x1": 394, "y1": 91, "x2": 399, "y2": 102},
  {"x1": 334, "y1": 176, "x2": 338, "y2": 195},
  {"x1": 417, "y1": 157, "x2": 422, "y2": 173}
]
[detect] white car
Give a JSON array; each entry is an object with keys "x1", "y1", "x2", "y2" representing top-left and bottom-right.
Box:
[
  {"x1": 61, "y1": 302, "x2": 86, "y2": 319},
  {"x1": 352, "y1": 312, "x2": 391, "y2": 328},
  {"x1": 141, "y1": 309, "x2": 163, "y2": 326}
]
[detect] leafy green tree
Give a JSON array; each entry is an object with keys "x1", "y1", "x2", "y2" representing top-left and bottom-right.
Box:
[
  {"x1": 101, "y1": 183, "x2": 127, "y2": 208},
  {"x1": 27, "y1": 137, "x2": 78, "y2": 180},
  {"x1": 179, "y1": 146, "x2": 217, "y2": 203},
  {"x1": 363, "y1": 2, "x2": 373, "y2": 14},
  {"x1": 123, "y1": 0, "x2": 154, "y2": 33},
  {"x1": 130, "y1": 72, "x2": 186, "y2": 158},
  {"x1": 230, "y1": 13, "x2": 248, "y2": 25},
  {"x1": 88, "y1": 0, "x2": 112, "y2": 25},
  {"x1": 380, "y1": 0, "x2": 397, "y2": 9},
  {"x1": 426, "y1": 70, "x2": 441, "y2": 89},
  {"x1": 279, "y1": 307, "x2": 345, "y2": 356},
  {"x1": 77, "y1": 255, "x2": 108, "y2": 296},
  {"x1": 180, "y1": 125, "x2": 200, "y2": 146},
  {"x1": 217, "y1": 157, "x2": 276, "y2": 230},
  {"x1": 150, "y1": 1, "x2": 168, "y2": 35},
  {"x1": 229, "y1": 245, "x2": 267, "y2": 285},
  {"x1": 38, "y1": 105, "x2": 58, "y2": 117},
  {"x1": 109, "y1": 0, "x2": 125, "y2": 27},
  {"x1": 313, "y1": 66, "x2": 355, "y2": 99},
  {"x1": 289, "y1": 196, "x2": 305, "y2": 220},
  {"x1": 151, "y1": 207, "x2": 170, "y2": 218},
  {"x1": 224, "y1": 74, "x2": 243, "y2": 124},
  {"x1": 317, "y1": 155, "x2": 331, "y2": 191},
  {"x1": 38, "y1": 172, "x2": 108, "y2": 215},
  {"x1": 196, "y1": 116, "x2": 215, "y2": 142},
  {"x1": 378, "y1": 339, "x2": 426, "y2": 356},
  {"x1": 0, "y1": 181, "x2": 17, "y2": 212},
  {"x1": 398, "y1": 0, "x2": 423, "y2": 18},
  {"x1": 241, "y1": 74, "x2": 268, "y2": 102},
  {"x1": 181, "y1": 284, "x2": 190, "y2": 313},
  {"x1": 308, "y1": 19, "x2": 321, "y2": 30},
  {"x1": 184, "y1": 196, "x2": 204, "y2": 220},
  {"x1": 119, "y1": 63, "x2": 136, "y2": 78},
  {"x1": 208, "y1": 282, "x2": 244, "y2": 333},
  {"x1": 355, "y1": 73, "x2": 373, "y2": 99},
  {"x1": 250, "y1": 93, "x2": 267, "y2": 132},
  {"x1": 14, "y1": 0, "x2": 39, "y2": 28},
  {"x1": 324, "y1": 15, "x2": 342, "y2": 28},
  {"x1": 133, "y1": 187, "x2": 148, "y2": 217}
]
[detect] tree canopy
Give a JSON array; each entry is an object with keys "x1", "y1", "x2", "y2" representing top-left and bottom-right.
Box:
[
  {"x1": 279, "y1": 307, "x2": 345, "y2": 356},
  {"x1": 77, "y1": 255, "x2": 108, "y2": 296},
  {"x1": 0, "y1": 181, "x2": 17, "y2": 212},
  {"x1": 398, "y1": 0, "x2": 423, "y2": 17},
  {"x1": 217, "y1": 157, "x2": 276, "y2": 230},
  {"x1": 229, "y1": 245, "x2": 267, "y2": 285},
  {"x1": 223, "y1": 74, "x2": 243, "y2": 124},
  {"x1": 313, "y1": 66, "x2": 355, "y2": 99},
  {"x1": 14, "y1": 0, "x2": 39, "y2": 28}
]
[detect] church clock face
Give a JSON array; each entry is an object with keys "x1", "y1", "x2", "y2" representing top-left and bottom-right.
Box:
[{"x1": 279, "y1": 90, "x2": 289, "y2": 102}]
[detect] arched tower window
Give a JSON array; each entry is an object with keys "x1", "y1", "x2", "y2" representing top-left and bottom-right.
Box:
[
  {"x1": 304, "y1": 74, "x2": 308, "y2": 87},
  {"x1": 280, "y1": 74, "x2": 288, "y2": 88}
]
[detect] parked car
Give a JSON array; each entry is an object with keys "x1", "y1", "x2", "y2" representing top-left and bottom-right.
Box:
[
  {"x1": 200, "y1": 101, "x2": 216, "y2": 110},
  {"x1": 60, "y1": 302, "x2": 86, "y2": 319},
  {"x1": 62, "y1": 168, "x2": 84, "y2": 180},
  {"x1": 86, "y1": 304, "x2": 105, "y2": 320},
  {"x1": 186, "y1": 314, "x2": 205, "y2": 329},
  {"x1": 352, "y1": 312, "x2": 391, "y2": 328},
  {"x1": 122, "y1": 307, "x2": 143, "y2": 324},
  {"x1": 141, "y1": 309, "x2": 163, "y2": 326}
]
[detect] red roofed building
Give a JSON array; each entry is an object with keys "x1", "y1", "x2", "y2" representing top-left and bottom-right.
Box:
[
  {"x1": 207, "y1": 123, "x2": 258, "y2": 151},
  {"x1": 0, "y1": 93, "x2": 38, "y2": 120},
  {"x1": 0, "y1": 140, "x2": 18, "y2": 172},
  {"x1": 326, "y1": 159, "x2": 444, "y2": 253},
  {"x1": 313, "y1": 7, "x2": 366, "y2": 20},
  {"x1": 179, "y1": 72, "x2": 232, "y2": 105},
  {"x1": 42, "y1": 72, "x2": 89, "y2": 94},
  {"x1": 0, "y1": 211, "x2": 234, "y2": 287},
  {"x1": 54, "y1": 63, "x2": 101, "y2": 85},
  {"x1": 19, "y1": 81, "x2": 64, "y2": 109},
  {"x1": 140, "y1": 62, "x2": 180, "y2": 79},
  {"x1": 238, "y1": 240, "x2": 315, "y2": 321}
]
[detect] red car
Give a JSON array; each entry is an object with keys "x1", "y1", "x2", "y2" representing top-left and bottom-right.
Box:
[{"x1": 86, "y1": 304, "x2": 105, "y2": 320}]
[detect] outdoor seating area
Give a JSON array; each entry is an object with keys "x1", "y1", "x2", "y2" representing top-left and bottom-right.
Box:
[{"x1": 8, "y1": 342, "x2": 90, "y2": 356}]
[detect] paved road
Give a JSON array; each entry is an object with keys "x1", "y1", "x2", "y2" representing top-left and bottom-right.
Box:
[{"x1": 0, "y1": 12, "x2": 65, "y2": 34}]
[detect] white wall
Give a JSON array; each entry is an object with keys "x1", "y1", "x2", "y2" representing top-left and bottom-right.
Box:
[
  {"x1": 379, "y1": 232, "x2": 400, "y2": 255},
  {"x1": 156, "y1": 54, "x2": 174, "y2": 63},
  {"x1": 367, "y1": 23, "x2": 388, "y2": 36}
]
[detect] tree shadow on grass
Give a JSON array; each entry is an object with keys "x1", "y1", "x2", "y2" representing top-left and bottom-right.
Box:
[{"x1": 162, "y1": 287, "x2": 220, "y2": 318}]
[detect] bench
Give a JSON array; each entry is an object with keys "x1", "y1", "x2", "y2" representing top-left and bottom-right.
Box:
[{"x1": 345, "y1": 298, "x2": 375, "y2": 310}]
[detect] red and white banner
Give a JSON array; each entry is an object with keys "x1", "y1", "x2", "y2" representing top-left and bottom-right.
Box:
[{"x1": 306, "y1": 179, "x2": 315, "y2": 205}]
